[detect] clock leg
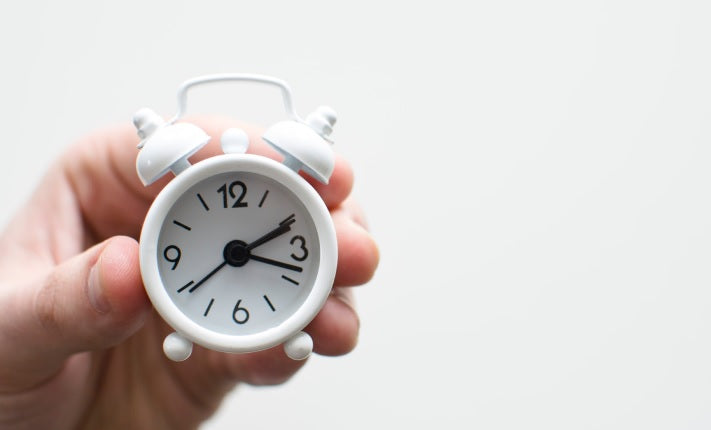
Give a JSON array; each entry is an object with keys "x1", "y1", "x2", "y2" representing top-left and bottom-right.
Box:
[
  {"x1": 163, "y1": 332, "x2": 193, "y2": 362},
  {"x1": 283, "y1": 331, "x2": 313, "y2": 360}
]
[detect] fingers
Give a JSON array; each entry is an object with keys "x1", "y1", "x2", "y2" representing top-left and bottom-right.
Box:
[
  {"x1": 62, "y1": 117, "x2": 354, "y2": 240},
  {"x1": 0, "y1": 236, "x2": 150, "y2": 389},
  {"x1": 303, "y1": 199, "x2": 378, "y2": 356},
  {"x1": 305, "y1": 156, "x2": 354, "y2": 209},
  {"x1": 332, "y1": 200, "x2": 380, "y2": 286},
  {"x1": 306, "y1": 288, "x2": 360, "y2": 356}
]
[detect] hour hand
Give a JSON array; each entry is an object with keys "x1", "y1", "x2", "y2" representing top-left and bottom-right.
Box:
[
  {"x1": 249, "y1": 254, "x2": 303, "y2": 272},
  {"x1": 245, "y1": 214, "x2": 296, "y2": 251}
]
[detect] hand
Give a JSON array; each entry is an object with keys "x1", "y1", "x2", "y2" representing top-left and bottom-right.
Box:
[{"x1": 0, "y1": 117, "x2": 379, "y2": 429}]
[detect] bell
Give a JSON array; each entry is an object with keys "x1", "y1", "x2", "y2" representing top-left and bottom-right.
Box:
[
  {"x1": 133, "y1": 108, "x2": 211, "y2": 185},
  {"x1": 262, "y1": 106, "x2": 337, "y2": 184}
]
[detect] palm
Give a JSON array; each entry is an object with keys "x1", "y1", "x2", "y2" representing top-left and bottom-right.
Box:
[
  {"x1": 79, "y1": 314, "x2": 247, "y2": 428},
  {"x1": 0, "y1": 119, "x2": 377, "y2": 429}
]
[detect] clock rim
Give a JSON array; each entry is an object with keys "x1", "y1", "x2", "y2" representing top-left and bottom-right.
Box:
[{"x1": 139, "y1": 153, "x2": 337, "y2": 353}]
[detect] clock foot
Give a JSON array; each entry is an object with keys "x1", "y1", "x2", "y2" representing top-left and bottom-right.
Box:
[
  {"x1": 163, "y1": 332, "x2": 193, "y2": 362},
  {"x1": 284, "y1": 331, "x2": 313, "y2": 360}
]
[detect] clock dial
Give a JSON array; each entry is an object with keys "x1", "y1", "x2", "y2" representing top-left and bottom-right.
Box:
[{"x1": 156, "y1": 171, "x2": 321, "y2": 336}]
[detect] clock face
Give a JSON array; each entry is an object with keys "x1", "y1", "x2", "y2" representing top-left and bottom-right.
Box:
[{"x1": 156, "y1": 171, "x2": 321, "y2": 336}]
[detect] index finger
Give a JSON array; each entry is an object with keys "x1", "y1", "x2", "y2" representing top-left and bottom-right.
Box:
[{"x1": 62, "y1": 116, "x2": 354, "y2": 241}]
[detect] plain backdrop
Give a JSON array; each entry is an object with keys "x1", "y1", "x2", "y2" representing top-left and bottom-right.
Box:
[{"x1": 2, "y1": 1, "x2": 711, "y2": 429}]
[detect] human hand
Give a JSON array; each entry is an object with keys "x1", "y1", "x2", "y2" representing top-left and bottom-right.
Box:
[{"x1": 0, "y1": 117, "x2": 379, "y2": 429}]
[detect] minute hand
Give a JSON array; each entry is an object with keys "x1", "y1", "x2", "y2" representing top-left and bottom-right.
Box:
[{"x1": 245, "y1": 214, "x2": 296, "y2": 251}]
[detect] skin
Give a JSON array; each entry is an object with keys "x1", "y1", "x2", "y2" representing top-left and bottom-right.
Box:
[{"x1": 0, "y1": 117, "x2": 379, "y2": 429}]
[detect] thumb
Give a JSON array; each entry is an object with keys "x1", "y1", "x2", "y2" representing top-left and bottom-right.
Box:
[{"x1": 1, "y1": 236, "x2": 150, "y2": 389}]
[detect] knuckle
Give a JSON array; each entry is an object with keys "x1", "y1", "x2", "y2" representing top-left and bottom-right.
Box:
[
  {"x1": 359, "y1": 236, "x2": 380, "y2": 283},
  {"x1": 33, "y1": 273, "x2": 62, "y2": 333}
]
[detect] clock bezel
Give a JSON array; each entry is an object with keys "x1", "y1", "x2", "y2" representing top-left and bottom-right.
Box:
[{"x1": 139, "y1": 153, "x2": 337, "y2": 353}]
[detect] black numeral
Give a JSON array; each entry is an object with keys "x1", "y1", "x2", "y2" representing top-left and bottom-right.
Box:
[
  {"x1": 163, "y1": 245, "x2": 181, "y2": 270},
  {"x1": 232, "y1": 299, "x2": 250, "y2": 324},
  {"x1": 217, "y1": 181, "x2": 248, "y2": 208},
  {"x1": 290, "y1": 236, "x2": 308, "y2": 261}
]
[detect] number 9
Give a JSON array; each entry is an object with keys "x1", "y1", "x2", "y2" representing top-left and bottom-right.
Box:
[{"x1": 163, "y1": 245, "x2": 181, "y2": 270}]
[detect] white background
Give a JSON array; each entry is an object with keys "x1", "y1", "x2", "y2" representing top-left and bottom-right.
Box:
[{"x1": 1, "y1": 1, "x2": 711, "y2": 429}]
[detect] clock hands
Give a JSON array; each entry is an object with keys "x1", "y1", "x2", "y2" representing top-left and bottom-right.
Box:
[
  {"x1": 245, "y1": 213, "x2": 295, "y2": 251},
  {"x1": 188, "y1": 261, "x2": 228, "y2": 293},
  {"x1": 184, "y1": 214, "x2": 300, "y2": 294},
  {"x1": 249, "y1": 254, "x2": 303, "y2": 272}
]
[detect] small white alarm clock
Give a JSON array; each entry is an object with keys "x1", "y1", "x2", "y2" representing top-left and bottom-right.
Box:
[{"x1": 132, "y1": 74, "x2": 338, "y2": 362}]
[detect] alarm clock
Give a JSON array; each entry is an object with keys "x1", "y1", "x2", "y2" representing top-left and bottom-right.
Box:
[{"x1": 132, "y1": 74, "x2": 338, "y2": 362}]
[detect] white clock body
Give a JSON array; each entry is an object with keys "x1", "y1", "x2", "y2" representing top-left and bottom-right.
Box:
[{"x1": 139, "y1": 154, "x2": 337, "y2": 355}]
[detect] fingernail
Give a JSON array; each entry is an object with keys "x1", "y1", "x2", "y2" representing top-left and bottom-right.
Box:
[
  {"x1": 88, "y1": 263, "x2": 110, "y2": 314},
  {"x1": 332, "y1": 288, "x2": 360, "y2": 330},
  {"x1": 332, "y1": 288, "x2": 357, "y2": 310}
]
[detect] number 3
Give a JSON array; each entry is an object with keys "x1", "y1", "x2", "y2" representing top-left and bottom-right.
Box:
[{"x1": 290, "y1": 235, "x2": 308, "y2": 261}]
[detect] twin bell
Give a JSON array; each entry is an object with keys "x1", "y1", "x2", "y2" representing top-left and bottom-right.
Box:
[{"x1": 132, "y1": 106, "x2": 337, "y2": 187}]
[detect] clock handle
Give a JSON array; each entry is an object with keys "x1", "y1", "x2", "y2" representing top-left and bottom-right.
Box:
[
  {"x1": 170, "y1": 74, "x2": 300, "y2": 124},
  {"x1": 134, "y1": 73, "x2": 336, "y2": 185}
]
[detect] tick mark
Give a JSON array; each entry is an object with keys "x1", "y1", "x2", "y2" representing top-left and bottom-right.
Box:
[
  {"x1": 281, "y1": 275, "x2": 299, "y2": 286},
  {"x1": 263, "y1": 295, "x2": 276, "y2": 312},
  {"x1": 197, "y1": 193, "x2": 210, "y2": 211},
  {"x1": 204, "y1": 298, "x2": 215, "y2": 316},
  {"x1": 258, "y1": 190, "x2": 269, "y2": 207},
  {"x1": 173, "y1": 220, "x2": 192, "y2": 231},
  {"x1": 178, "y1": 280, "x2": 195, "y2": 293}
]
